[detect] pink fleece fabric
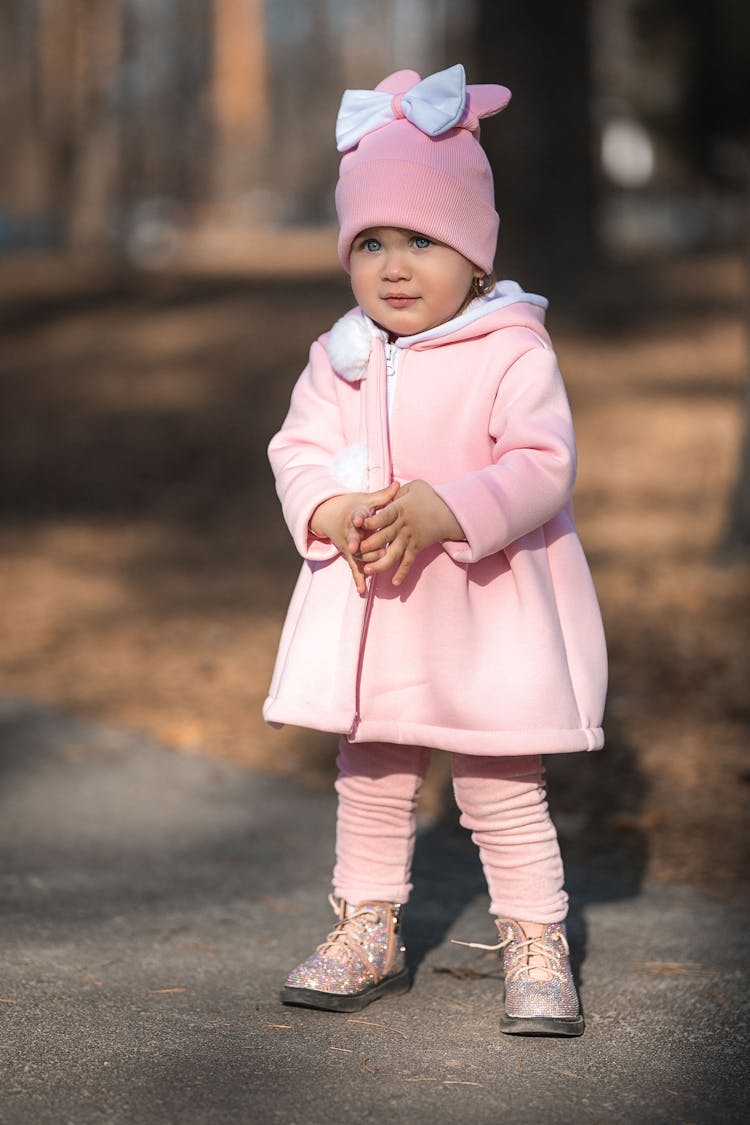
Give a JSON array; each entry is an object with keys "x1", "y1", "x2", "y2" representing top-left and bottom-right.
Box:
[
  {"x1": 264, "y1": 296, "x2": 607, "y2": 755},
  {"x1": 334, "y1": 739, "x2": 568, "y2": 922}
]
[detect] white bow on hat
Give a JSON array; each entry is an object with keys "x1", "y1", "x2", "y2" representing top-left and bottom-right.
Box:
[
  {"x1": 336, "y1": 64, "x2": 471, "y2": 153},
  {"x1": 336, "y1": 64, "x2": 512, "y2": 153}
]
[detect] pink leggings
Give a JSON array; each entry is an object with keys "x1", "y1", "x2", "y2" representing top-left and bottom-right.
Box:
[{"x1": 333, "y1": 739, "x2": 567, "y2": 923}]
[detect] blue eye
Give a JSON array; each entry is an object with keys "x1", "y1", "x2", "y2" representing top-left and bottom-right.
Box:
[
  {"x1": 412, "y1": 235, "x2": 431, "y2": 249},
  {"x1": 361, "y1": 238, "x2": 381, "y2": 252}
]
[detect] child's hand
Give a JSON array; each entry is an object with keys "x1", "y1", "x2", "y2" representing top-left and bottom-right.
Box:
[
  {"x1": 310, "y1": 482, "x2": 400, "y2": 594},
  {"x1": 358, "y1": 479, "x2": 465, "y2": 587}
]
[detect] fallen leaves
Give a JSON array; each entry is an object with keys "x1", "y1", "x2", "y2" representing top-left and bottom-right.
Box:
[
  {"x1": 634, "y1": 961, "x2": 713, "y2": 978},
  {"x1": 258, "y1": 897, "x2": 297, "y2": 916},
  {"x1": 432, "y1": 964, "x2": 499, "y2": 981},
  {"x1": 345, "y1": 1018, "x2": 407, "y2": 1039},
  {"x1": 175, "y1": 940, "x2": 216, "y2": 956},
  {"x1": 607, "y1": 809, "x2": 667, "y2": 832}
]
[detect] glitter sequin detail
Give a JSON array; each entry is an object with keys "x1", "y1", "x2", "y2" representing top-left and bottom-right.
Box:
[
  {"x1": 285, "y1": 897, "x2": 406, "y2": 997},
  {"x1": 495, "y1": 918, "x2": 580, "y2": 1019}
]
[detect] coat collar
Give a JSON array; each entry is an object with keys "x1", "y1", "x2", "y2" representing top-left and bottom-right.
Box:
[{"x1": 326, "y1": 280, "x2": 549, "y2": 382}]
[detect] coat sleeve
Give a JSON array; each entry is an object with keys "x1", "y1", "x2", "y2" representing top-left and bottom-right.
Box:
[
  {"x1": 433, "y1": 345, "x2": 577, "y2": 563},
  {"x1": 268, "y1": 338, "x2": 350, "y2": 560}
]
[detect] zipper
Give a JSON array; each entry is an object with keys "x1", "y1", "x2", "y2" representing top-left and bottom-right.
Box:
[
  {"x1": 348, "y1": 577, "x2": 376, "y2": 740},
  {"x1": 384, "y1": 341, "x2": 397, "y2": 416},
  {"x1": 348, "y1": 337, "x2": 393, "y2": 741}
]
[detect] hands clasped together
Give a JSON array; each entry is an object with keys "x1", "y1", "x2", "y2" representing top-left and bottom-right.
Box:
[{"x1": 310, "y1": 480, "x2": 464, "y2": 594}]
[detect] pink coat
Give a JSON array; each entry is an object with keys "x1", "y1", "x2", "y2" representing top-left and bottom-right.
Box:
[{"x1": 264, "y1": 284, "x2": 607, "y2": 755}]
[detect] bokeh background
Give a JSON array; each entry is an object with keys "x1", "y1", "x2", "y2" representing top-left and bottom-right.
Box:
[{"x1": 1, "y1": 0, "x2": 748, "y2": 896}]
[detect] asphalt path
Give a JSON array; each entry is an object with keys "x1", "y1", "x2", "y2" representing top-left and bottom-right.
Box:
[{"x1": 0, "y1": 698, "x2": 747, "y2": 1124}]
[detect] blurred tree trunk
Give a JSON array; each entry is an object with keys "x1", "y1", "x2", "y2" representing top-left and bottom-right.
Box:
[
  {"x1": 724, "y1": 387, "x2": 750, "y2": 556},
  {"x1": 721, "y1": 165, "x2": 750, "y2": 557},
  {"x1": 65, "y1": 0, "x2": 123, "y2": 248},
  {"x1": 474, "y1": 0, "x2": 595, "y2": 290},
  {"x1": 678, "y1": 0, "x2": 750, "y2": 556},
  {"x1": 211, "y1": 0, "x2": 269, "y2": 214},
  {"x1": 267, "y1": 0, "x2": 341, "y2": 224}
]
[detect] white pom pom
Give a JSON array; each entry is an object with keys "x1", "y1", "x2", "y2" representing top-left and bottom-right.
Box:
[
  {"x1": 327, "y1": 314, "x2": 372, "y2": 383},
  {"x1": 331, "y1": 443, "x2": 368, "y2": 491}
]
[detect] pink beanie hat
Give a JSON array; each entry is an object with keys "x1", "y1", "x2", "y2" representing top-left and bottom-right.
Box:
[{"x1": 335, "y1": 64, "x2": 511, "y2": 274}]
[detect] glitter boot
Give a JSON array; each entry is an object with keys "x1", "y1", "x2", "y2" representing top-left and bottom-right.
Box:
[
  {"x1": 495, "y1": 918, "x2": 584, "y2": 1036},
  {"x1": 452, "y1": 918, "x2": 584, "y2": 1036},
  {"x1": 280, "y1": 894, "x2": 410, "y2": 1013}
]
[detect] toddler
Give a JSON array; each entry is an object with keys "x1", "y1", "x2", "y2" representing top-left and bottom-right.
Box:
[{"x1": 264, "y1": 64, "x2": 607, "y2": 1037}]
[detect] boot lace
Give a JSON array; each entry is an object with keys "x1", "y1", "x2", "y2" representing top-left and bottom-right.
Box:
[
  {"x1": 315, "y1": 894, "x2": 382, "y2": 962},
  {"x1": 451, "y1": 927, "x2": 570, "y2": 983}
]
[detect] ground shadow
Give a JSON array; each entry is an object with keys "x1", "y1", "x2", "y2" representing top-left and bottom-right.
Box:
[{"x1": 403, "y1": 703, "x2": 647, "y2": 992}]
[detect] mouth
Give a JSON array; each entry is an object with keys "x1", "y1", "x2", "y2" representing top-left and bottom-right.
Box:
[{"x1": 382, "y1": 294, "x2": 418, "y2": 308}]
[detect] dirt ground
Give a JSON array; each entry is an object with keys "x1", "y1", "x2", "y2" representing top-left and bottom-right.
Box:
[{"x1": 0, "y1": 247, "x2": 747, "y2": 899}]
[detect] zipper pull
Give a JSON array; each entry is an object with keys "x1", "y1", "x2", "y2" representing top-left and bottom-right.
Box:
[{"x1": 385, "y1": 342, "x2": 396, "y2": 376}]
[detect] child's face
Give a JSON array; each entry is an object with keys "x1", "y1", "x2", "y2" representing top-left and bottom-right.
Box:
[{"x1": 349, "y1": 227, "x2": 483, "y2": 337}]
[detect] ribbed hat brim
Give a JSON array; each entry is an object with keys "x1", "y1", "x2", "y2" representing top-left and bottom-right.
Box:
[{"x1": 336, "y1": 160, "x2": 499, "y2": 273}]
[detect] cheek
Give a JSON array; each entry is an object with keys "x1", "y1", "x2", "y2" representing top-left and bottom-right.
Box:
[
  {"x1": 447, "y1": 273, "x2": 475, "y2": 311},
  {"x1": 349, "y1": 263, "x2": 374, "y2": 302},
  {"x1": 428, "y1": 259, "x2": 475, "y2": 309}
]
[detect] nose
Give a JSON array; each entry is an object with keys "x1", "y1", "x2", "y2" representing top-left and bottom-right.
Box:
[{"x1": 381, "y1": 249, "x2": 410, "y2": 281}]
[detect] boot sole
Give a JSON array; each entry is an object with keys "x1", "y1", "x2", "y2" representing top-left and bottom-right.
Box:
[
  {"x1": 280, "y1": 968, "x2": 411, "y2": 1013},
  {"x1": 499, "y1": 1011, "x2": 585, "y2": 1037}
]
